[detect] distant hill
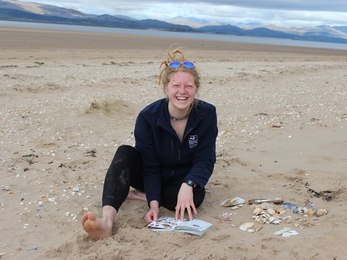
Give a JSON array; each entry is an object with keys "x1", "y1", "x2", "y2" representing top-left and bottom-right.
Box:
[{"x1": 1, "y1": 0, "x2": 347, "y2": 44}]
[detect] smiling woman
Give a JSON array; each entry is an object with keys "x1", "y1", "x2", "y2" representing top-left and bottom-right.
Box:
[{"x1": 81, "y1": 47, "x2": 218, "y2": 240}]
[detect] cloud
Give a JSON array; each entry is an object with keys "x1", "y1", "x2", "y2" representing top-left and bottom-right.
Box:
[{"x1": 18, "y1": 0, "x2": 347, "y2": 26}]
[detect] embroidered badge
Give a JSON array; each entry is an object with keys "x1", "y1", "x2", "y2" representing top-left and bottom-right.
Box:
[{"x1": 188, "y1": 135, "x2": 198, "y2": 149}]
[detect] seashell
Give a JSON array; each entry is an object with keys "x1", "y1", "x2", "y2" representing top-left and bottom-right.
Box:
[
  {"x1": 277, "y1": 208, "x2": 286, "y2": 215},
  {"x1": 239, "y1": 222, "x2": 254, "y2": 231},
  {"x1": 293, "y1": 222, "x2": 301, "y2": 228},
  {"x1": 267, "y1": 208, "x2": 276, "y2": 215},
  {"x1": 247, "y1": 228, "x2": 255, "y2": 233},
  {"x1": 274, "y1": 230, "x2": 284, "y2": 235},
  {"x1": 253, "y1": 207, "x2": 263, "y2": 215},
  {"x1": 307, "y1": 208, "x2": 316, "y2": 217},
  {"x1": 272, "y1": 219, "x2": 281, "y2": 224},
  {"x1": 220, "y1": 197, "x2": 245, "y2": 207},
  {"x1": 301, "y1": 207, "x2": 308, "y2": 214},
  {"x1": 260, "y1": 202, "x2": 271, "y2": 209},
  {"x1": 282, "y1": 232, "x2": 293, "y2": 237},
  {"x1": 268, "y1": 216, "x2": 275, "y2": 223},
  {"x1": 282, "y1": 227, "x2": 292, "y2": 231},
  {"x1": 262, "y1": 215, "x2": 269, "y2": 223},
  {"x1": 283, "y1": 216, "x2": 292, "y2": 224},
  {"x1": 255, "y1": 225, "x2": 263, "y2": 232},
  {"x1": 288, "y1": 230, "x2": 299, "y2": 236},
  {"x1": 316, "y1": 208, "x2": 328, "y2": 217}
]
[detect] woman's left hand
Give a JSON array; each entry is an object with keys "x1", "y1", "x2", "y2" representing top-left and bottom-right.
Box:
[{"x1": 175, "y1": 183, "x2": 197, "y2": 221}]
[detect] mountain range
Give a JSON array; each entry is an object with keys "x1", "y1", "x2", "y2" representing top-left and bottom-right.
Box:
[{"x1": 1, "y1": 0, "x2": 347, "y2": 44}]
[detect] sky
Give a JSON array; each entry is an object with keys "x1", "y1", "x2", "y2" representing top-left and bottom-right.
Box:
[{"x1": 18, "y1": 0, "x2": 347, "y2": 27}]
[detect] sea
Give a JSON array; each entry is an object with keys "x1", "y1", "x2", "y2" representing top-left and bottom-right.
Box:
[{"x1": 1, "y1": 20, "x2": 347, "y2": 51}]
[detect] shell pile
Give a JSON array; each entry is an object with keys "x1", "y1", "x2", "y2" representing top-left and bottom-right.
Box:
[
  {"x1": 238, "y1": 200, "x2": 328, "y2": 235},
  {"x1": 251, "y1": 203, "x2": 286, "y2": 225}
]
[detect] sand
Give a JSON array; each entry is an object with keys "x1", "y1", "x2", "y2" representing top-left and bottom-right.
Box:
[{"x1": 1, "y1": 26, "x2": 347, "y2": 260}]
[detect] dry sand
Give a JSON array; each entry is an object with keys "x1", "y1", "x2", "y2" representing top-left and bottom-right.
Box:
[{"x1": 1, "y1": 26, "x2": 347, "y2": 260}]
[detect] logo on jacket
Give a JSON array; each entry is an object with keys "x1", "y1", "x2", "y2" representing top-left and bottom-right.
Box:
[{"x1": 188, "y1": 135, "x2": 198, "y2": 149}]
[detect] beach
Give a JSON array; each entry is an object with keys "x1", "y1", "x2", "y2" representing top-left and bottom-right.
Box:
[{"x1": 1, "y1": 26, "x2": 347, "y2": 260}]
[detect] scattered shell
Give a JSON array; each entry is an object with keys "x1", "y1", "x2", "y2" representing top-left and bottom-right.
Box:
[
  {"x1": 220, "y1": 197, "x2": 245, "y2": 207},
  {"x1": 239, "y1": 222, "x2": 254, "y2": 231},
  {"x1": 274, "y1": 228, "x2": 299, "y2": 237},
  {"x1": 307, "y1": 208, "x2": 316, "y2": 217},
  {"x1": 316, "y1": 208, "x2": 328, "y2": 217},
  {"x1": 72, "y1": 186, "x2": 80, "y2": 192},
  {"x1": 267, "y1": 208, "x2": 276, "y2": 215},
  {"x1": 268, "y1": 216, "x2": 275, "y2": 223},
  {"x1": 260, "y1": 203, "x2": 271, "y2": 209},
  {"x1": 274, "y1": 230, "x2": 285, "y2": 235},
  {"x1": 253, "y1": 207, "x2": 263, "y2": 215},
  {"x1": 282, "y1": 232, "x2": 294, "y2": 237},
  {"x1": 293, "y1": 222, "x2": 303, "y2": 228},
  {"x1": 255, "y1": 225, "x2": 263, "y2": 232},
  {"x1": 283, "y1": 216, "x2": 292, "y2": 224},
  {"x1": 2, "y1": 185, "x2": 10, "y2": 191},
  {"x1": 277, "y1": 208, "x2": 286, "y2": 215}
]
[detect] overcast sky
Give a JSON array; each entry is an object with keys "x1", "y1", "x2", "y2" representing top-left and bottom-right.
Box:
[{"x1": 19, "y1": 0, "x2": 347, "y2": 27}]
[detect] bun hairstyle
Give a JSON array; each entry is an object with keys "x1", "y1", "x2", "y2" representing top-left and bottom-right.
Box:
[{"x1": 158, "y1": 47, "x2": 200, "y2": 93}]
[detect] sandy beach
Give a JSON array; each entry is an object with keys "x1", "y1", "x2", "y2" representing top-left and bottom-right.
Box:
[{"x1": 1, "y1": 26, "x2": 347, "y2": 260}]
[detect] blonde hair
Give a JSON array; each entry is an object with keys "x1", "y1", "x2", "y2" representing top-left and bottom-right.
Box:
[{"x1": 158, "y1": 48, "x2": 200, "y2": 94}]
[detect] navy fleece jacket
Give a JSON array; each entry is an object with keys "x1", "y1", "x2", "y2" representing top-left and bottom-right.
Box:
[{"x1": 134, "y1": 98, "x2": 218, "y2": 206}]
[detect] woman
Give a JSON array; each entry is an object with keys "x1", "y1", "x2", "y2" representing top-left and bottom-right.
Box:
[{"x1": 81, "y1": 48, "x2": 218, "y2": 240}]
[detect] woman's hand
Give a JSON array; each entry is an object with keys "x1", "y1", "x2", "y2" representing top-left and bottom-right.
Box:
[
  {"x1": 144, "y1": 200, "x2": 160, "y2": 224},
  {"x1": 175, "y1": 183, "x2": 197, "y2": 221}
]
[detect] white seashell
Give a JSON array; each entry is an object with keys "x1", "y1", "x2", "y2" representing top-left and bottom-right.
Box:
[
  {"x1": 288, "y1": 230, "x2": 299, "y2": 236},
  {"x1": 267, "y1": 208, "x2": 276, "y2": 215},
  {"x1": 247, "y1": 229, "x2": 255, "y2": 233},
  {"x1": 220, "y1": 197, "x2": 245, "y2": 207},
  {"x1": 283, "y1": 216, "x2": 292, "y2": 224},
  {"x1": 274, "y1": 230, "x2": 284, "y2": 235},
  {"x1": 239, "y1": 222, "x2": 254, "y2": 231},
  {"x1": 253, "y1": 207, "x2": 262, "y2": 215},
  {"x1": 268, "y1": 216, "x2": 275, "y2": 223},
  {"x1": 272, "y1": 219, "x2": 281, "y2": 224},
  {"x1": 260, "y1": 203, "x2": 271, "y2": 209},
  {"x1": 73, "y1": 186, "x2": 80, "y2": 192},
  {"x1": 282, "y1": 232, "x2": 293, "y2": 237}
]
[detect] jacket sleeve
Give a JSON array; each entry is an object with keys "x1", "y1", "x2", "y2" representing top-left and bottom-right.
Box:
[
  {"x1": 134, "y1": 112, "x2": 163, "y2": 205},
  {"x1": 184, "y1": 105, "x2": 218, "y2": 189}
]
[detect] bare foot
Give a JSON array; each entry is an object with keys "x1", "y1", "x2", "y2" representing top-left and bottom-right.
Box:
[
  {"x1": 81, "y1": 211, "x2": 113, "y2": 240},
  {"x1": 127, "y1": 189, "x2": 147, "y2": 201}
]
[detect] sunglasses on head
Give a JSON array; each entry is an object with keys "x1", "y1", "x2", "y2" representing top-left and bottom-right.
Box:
[{"x1": 169, "y1": 61, "x2": 195, "y2": 69}]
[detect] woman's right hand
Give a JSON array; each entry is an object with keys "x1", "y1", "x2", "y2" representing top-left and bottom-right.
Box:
[{"x1": 144, "y1": 200, "x2": 160, "y2": 224}]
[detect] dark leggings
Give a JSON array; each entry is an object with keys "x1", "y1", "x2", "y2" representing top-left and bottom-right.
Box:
[{"x1": 102, "y1": 145, "x2": 206, "y2": 212}]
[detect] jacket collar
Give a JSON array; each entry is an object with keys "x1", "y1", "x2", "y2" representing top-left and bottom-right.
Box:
[{"x1": 156, "y1": 99, "x2": 203, "y2": 133}]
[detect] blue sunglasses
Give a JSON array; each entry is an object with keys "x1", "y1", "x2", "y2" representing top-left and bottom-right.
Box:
[{"x1": 169, "y1": 61, "x2": 195, "y2": 69}]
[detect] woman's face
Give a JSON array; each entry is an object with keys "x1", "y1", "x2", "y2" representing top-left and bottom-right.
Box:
[{"x1": 165, "y1": 71, "x2": 197, "y2": 114}]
